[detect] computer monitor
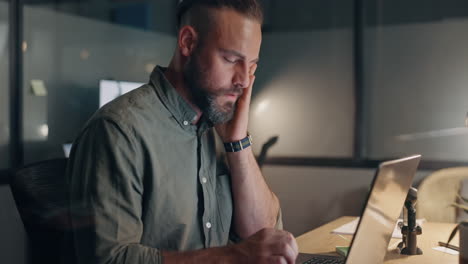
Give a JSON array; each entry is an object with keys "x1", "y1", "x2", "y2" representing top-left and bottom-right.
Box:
[
  {"x1": 99, "y1": 80, "x2": 144, "y2": 108},
  {"x1": 62, "y1": 143, "x2": 73, "y2": 158}
]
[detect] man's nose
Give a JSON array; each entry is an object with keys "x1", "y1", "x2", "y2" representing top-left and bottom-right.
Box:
[{"x1": 232, "y1": 64, "x2": 250, "y2": 89}]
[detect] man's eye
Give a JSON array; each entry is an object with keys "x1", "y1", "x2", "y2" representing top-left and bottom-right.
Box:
[{"x1": 224, "y1": 57, "x2": 236, "y2": 63}]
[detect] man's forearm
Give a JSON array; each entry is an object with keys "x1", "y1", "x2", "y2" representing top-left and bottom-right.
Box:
[{"x1": 227, "y1": 147, "x2": 280, "y2": 238}]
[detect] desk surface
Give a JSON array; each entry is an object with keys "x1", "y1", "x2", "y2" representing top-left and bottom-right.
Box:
[{"x1": 296, "y1": 216, "x2": 459, "y2": 264}]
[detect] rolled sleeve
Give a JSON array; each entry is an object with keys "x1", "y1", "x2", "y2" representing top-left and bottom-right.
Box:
[
  {"x1": 66, "y1": 118, "x2": 162, "y2": 264},
  {"x1": 274, "y1": 207, "x2": 284, "y2": 230}
]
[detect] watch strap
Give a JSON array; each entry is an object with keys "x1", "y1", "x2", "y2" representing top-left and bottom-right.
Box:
[{"x1": 224, "y1": 134, "x2": 253, "y2": 152}]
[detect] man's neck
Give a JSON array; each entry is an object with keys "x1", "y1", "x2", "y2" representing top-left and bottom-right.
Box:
[{"x1": 163, "y1": 64, "x2": 203, "y2": 125}]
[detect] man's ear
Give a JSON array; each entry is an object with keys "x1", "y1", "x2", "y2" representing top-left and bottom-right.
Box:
[{"x1": 178, "y1": 25, "x2": 198, "y2": 57}]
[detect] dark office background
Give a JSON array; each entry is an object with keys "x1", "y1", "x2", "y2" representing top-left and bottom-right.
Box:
[
  {"x1": 1, "y1": 0, "x2": 468, "y2": 263},
  {"x1": 1, "y1": 0, "x2": 467, "y2": 171}
]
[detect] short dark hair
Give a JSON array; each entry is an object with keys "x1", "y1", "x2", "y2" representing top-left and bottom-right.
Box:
[{"x1": 176, "y1": 0, "x2": 264, "y2": 29}]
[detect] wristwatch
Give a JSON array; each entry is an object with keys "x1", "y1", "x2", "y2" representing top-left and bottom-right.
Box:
[{"x1": 224, "y1": 134, "x2": 253, "y2": 152}]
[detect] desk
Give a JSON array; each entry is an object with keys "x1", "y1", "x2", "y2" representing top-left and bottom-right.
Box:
[{"x1": 296, "y1": 216, "x2": 459, "y2": 264}]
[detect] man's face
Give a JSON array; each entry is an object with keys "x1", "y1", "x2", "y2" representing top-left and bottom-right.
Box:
[{"x1": 183, "y1": 9, "x2": 262, "y2": 124}]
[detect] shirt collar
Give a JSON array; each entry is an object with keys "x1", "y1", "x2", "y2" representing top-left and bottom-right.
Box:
[{"x1": 149, "y1": 66, "x2": 213, "y2": 132}]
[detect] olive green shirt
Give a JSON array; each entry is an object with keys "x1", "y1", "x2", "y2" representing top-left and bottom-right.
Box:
[{"x1": 66, "y1": 66, "x2": 281, "y2": 264}]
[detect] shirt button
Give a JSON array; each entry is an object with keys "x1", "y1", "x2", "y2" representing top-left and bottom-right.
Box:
[
  {"x1": 183, "y1": 120, "x2": 189, "y2": 126},
  {"x1": 206, "y1": 222, "x2": 212, "y2": 229},
  {"x1": 201, "y1": 177, "x2": 207, "y2": 184}
]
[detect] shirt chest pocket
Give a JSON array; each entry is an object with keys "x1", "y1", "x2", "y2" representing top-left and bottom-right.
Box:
[{"x1": 215, "y1": 174, "x2": 233, "y2": 234}]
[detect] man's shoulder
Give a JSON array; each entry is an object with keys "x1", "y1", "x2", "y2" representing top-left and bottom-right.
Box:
[{"x1": 91, "y1": 83, "x2": 166, "y2": 128}]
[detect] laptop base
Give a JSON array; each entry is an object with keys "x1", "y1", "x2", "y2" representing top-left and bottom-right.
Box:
[{"x1": 296, "y1": 253, "x2": 344, "y2": 264}]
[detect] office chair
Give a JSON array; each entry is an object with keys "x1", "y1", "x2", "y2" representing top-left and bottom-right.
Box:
[
  {"x1": 9, "y1": 158, "x2": 71, "y2": 264},
  {"x1": 417, "y1": 167, "x2": 468, "y2": 223}
]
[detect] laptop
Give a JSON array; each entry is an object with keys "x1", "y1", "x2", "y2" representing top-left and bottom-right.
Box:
[{"x1": 296, "y1": 155, "x2": 421, "y2": 264}]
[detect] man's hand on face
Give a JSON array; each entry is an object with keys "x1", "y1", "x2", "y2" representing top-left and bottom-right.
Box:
[
  {"x1": 215, "y1": 64, "x2": 258, "y2": 142},
  {"x1": 229, "y1": 228, "x2": 299, "y2": 264}
]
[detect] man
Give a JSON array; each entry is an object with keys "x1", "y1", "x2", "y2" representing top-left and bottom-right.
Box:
[{"x1": 66, "y1": 0, "x2": 298, "y2": 263}]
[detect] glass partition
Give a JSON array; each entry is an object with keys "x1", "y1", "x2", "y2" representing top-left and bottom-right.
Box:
[
  {"x1": 0, "y1": 0, "x2": 10, "y2": 169},
  {"x1": 19, "y1": 0, "x2": 468, "y2": 164},
  {"x1": 21, "y1": 0, "x2": 356, "y2": 163},
  {"x1": 249, "y1": 0, "x2": 355, "y2": 158},
  {"x1": 362, "y1": 0, "x2": 468, "y2": 162},
  {"x1": 22, "y1": 3, "x2": 176, "y2": 163}
]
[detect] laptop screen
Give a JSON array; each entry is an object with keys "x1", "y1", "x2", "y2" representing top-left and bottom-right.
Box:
[{"x1": 345, "y1": 155, "x2": 421, "y2": 263}]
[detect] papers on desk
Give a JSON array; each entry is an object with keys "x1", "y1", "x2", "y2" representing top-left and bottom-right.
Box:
[
  {"x1": 332, "y1": 218, "x2": 426, "y2": 239},
  {"x1": 432, "y1": 246, "x2": 459, "y2": 255}
]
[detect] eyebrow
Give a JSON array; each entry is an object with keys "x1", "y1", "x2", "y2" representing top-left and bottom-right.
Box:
[{"x1": 220, "y1": 48, "x2": 260, "y2": 64}]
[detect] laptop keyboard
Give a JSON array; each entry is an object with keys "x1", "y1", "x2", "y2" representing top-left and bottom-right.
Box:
[{"x1": 302, "y1": 256, "x2": 345, "y2": 264}]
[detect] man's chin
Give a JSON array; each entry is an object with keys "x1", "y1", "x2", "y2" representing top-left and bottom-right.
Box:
[
  {"x1": 207, "y1": 108, "x2": 235, "y2": 124},
  {"x1": 204, "y1": 99, "x2": 236, "y2": 124},
  {"x1": 218, "y1": 112, "x2": 235, "y2": 124}
]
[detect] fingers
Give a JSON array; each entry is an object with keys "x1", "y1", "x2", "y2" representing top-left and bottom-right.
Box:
[
  {"x1": 288, "y1": 232, "x2": 299, "y2": 257},
  {"x1": 258, "y1": 256, "x2": 288, "y2": 264},
  {"x1": 234, "y1": 64, "x2": 256, "y2": 113},
  {"x1": 245, "y1": 75, "x2": 255, "y2": 102},
  {"x1": 258, "y1": 229, "x2": 298, "y2": 264},
  {"x1": 239, "y1": 228, "x2": 298, "y2": 264},
  {"x1": 273, "y1": 243, "x2": 296, "y2": 264},
  {"x1": 250, "y1": 63, "x2": 258, "y2": 76},
  {"x1": 236, "y1": 73, "x2": 255, "y2": 111},
  {"x1": 274, "y1": 231, "x2": 298, "y2": 264},
  {"x1": 243, "y1": 63, "x2": 257, "y2": 95},
  {"x1": 248, "y1": 64, "x2": 257, "y2": 88}
]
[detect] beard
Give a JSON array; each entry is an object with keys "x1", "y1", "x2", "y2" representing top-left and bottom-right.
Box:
[{"x1": 183, "y1": 53, "x2": 242, "y2": 124}]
